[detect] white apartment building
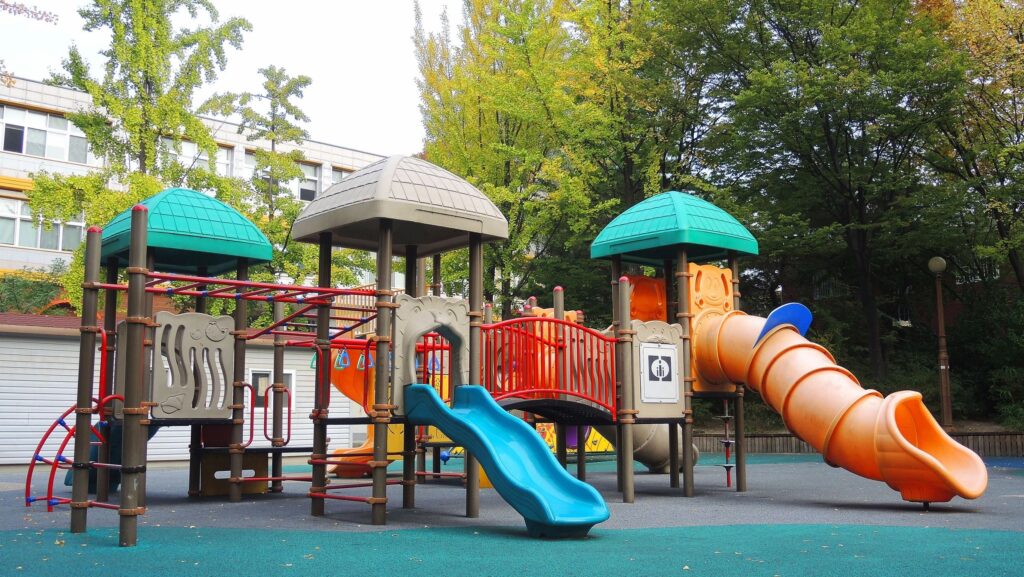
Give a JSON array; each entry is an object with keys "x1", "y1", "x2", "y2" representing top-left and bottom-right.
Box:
[{"x1": 0, "y1": 76, "x2": 385, "y2": 273}]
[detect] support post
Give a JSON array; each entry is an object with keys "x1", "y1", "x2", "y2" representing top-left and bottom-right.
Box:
[
  {"x1": 553, "y1": 287, "x2": 568, "y2": 469},
  {"x1": 610, "y1": 256, "x2": 623, "y2": 493},
  {"x1": 465, "y1": 233, "x2": 483, "y2": 518},
  {"x1": 424, "y1": 252, "x2": 443, "y2": 477},
  {"x1": 403, "y1": 245, "x2": 418, "y2": 508},
  {"x1": 228, "y1": 259, "x2": 249, "y2": 502},
  {"x1": 117, "y1": 205, "x2": 149, "y2": 546},
  {"x1": 617, "y1": 276, "x2": 636, "y2": 503},
  {"x1": 371, "y1": 222, "x2": 393, "y2": 524},
  {"x1": 312, "y1": 234, "x2": 332, "y2": 517},
  {"x1": 668, "y1": 422, "x2": 680, "y2": 489},
  {"x1": 576, "y1": 426, "x2": 587, "y2": 480},
  {"x1": 271, "y1": 300, "x2": 285, "y2": 493},
  {"x1": 96, "y1": 256, "x2": 118, "y2": 503},
  {"x1": 677, "y1": 248, "x2": 694, "y2": 497},
  {"x1": 70, "y1": 226, "x2": 102, "y2": 533},
  {"x1": 663, "y1": 258, "x2": 675, "y2": 323},
  {"x1": 188, "y1": 266, "x2": 207, "y2": 498},
  {"x1": 729, "y1": 252, "x2": 746, "y2": 493}
]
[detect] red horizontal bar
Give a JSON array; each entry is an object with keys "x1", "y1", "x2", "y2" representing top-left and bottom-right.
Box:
[
  {"x1": 238, "y1": 476, "x2": 312, "y2": 483},
  {"x1": 308, "y1": 492, "x2": 371, "y2": 503}
]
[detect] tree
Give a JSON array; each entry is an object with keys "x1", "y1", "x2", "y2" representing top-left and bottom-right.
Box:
[
  {"x1": 415, "y1": 0, "x2": 616, "y2": 318},
  {"x1": 666, "y1": 0, "x2": 964, "y2": 379},
  {"x1": 923, "y1": 0, "x2": 1024, "y2": 293},
  {"x1": 0, "y1": 1, "x2": 58, "y2": 87},
  {"x1": 25, "y1": 0, "x2": 250, "y2": 305},
  {"x1": 201, "y1": 66, "x2": 370, "y2": 294}
]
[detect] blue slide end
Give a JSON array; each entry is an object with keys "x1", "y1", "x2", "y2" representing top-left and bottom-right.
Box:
[
  {"x1": 754, "y1": 302, "x2": 813, "y2": 347},
  {"x1": 404, "y1": 384, "x2": 610, "y2": 538}
]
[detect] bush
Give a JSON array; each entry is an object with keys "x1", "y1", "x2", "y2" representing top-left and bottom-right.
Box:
[{"x1": 0, "y1": 261, "x2": 67, "y2": 314}]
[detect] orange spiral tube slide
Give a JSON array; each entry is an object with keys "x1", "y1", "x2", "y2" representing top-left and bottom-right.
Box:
[{"x1": 695, "y1": 311, "x2": 988, "y2": 503}]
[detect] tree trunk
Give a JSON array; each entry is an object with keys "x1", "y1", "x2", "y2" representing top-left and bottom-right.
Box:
[{"x1": 847, "y1": 227, "x2": 886, "y2": 380}]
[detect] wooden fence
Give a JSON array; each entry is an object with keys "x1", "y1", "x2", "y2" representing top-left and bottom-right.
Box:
[{"x1": 694, "y1": 432, "x2": 1024, "y2": 457}]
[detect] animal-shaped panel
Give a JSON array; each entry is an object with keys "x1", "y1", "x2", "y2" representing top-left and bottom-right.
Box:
[
  {"x1": 150, "y1": 312, "x2": 235, "y2": 420},
  {"x1": 688, "y1": 263, "x2": 737, "y2": 394}
]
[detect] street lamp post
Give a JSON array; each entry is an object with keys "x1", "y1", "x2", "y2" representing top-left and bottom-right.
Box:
[{"x1": 928, "y1": 256, "x2": 953, "y2": 429}]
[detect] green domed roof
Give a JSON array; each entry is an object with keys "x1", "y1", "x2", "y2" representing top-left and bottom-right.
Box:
[
  {"x1": 590, "y1": 191, "x2": 758, "y2": 264},
  {"x1": 101, "y1": 188, "x2": 273, "y2": 274}
]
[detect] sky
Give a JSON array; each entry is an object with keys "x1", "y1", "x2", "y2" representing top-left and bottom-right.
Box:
[{"x1": 0, "y1": 0, "x2": 464, "y2": 156}]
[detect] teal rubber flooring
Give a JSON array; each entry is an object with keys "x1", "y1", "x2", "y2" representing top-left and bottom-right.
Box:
[{"x1": 2, "y1": 524, "x2": 1019, "y2": 577}]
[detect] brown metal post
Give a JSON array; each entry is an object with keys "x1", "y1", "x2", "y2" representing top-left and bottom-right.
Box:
[
  {"x1": 420, "y1": 253, "x2": 442, "y2": 479},
  {"x1": 228, "y1": 259, "x2": 249, "y2": 502},
  {"x1": 188, "y1": 266, "x2": 207, "y2": 498},
  {"x1": 371, "y1": 222, "x2": 393, "y2": 524},
  {"x1": 417, "y1": 256, "x2": 427, "y2": 296},
  {"x1": 465, "y1": 233, "x2": 483, "y2": 518},
  {"x1": 136, "y1": 252, "x2": 155, "y2": 509},
  {"x1": 677, "y1": 248, "x2": 694, "y2": 497},
  {"x1": 70, "y1": 226, "x2": 102, "y2": 533},
  {"x1": 663, "y1": 259, "x2": 675, "y2": 323},
  {"x1": 96, "y1": 257, "x2": 118, "y2": 503},
  {"x1": 729, "y1": 253, "x2": 747, "y2": 493},
  {"x1": 610, "y1": 256, "x2": 623, "y2": 492},
  {"x1": 118, "y1": 205, "x2": 149, "y2": 546},
  {"x1": 553, "y1": 287, "x2": 568, "y2": 469},
  {"x1": 403, "y1": 245, "x2": 418, "y2": 508},
  {"x1": 312, "y1": 234, "x2": 332, "y2": 517},
  {"x1": 432, "y1": 253, "x2": 442, "y2": 296},
  {"x1": 271, "y1": 300, "x2": 285, "y2": 493},
  {"x1": 576, "y1": 426, "x2": 587, "y2": 480},
  {"x1": 617, "y1": 276, "x2": 636, "y2": 503}
]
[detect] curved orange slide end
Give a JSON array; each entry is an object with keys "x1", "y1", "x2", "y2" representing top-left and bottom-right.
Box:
[{"x1": 695, "y1": 311, "x2": 987, "y2": 503}]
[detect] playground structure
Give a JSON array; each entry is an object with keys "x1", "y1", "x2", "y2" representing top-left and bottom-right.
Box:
[{"x1": 25, "y1": 158, "x2": 988, "y2": 547}]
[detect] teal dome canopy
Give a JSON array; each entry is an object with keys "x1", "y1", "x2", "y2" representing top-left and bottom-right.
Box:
[
  {"x1": 590, "y1": 191, "x2": 758, "y2": 265},
  {"x1": 101, "y1": 188, "x2": 273, "y2": 275}
]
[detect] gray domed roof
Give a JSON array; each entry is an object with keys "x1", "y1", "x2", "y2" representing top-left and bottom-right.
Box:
[{"x1": 292, "y1": 155, "x2": 509, "y2": 255}]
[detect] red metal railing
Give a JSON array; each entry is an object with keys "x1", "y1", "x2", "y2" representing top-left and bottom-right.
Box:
[{"x1": 480, "y1": 317, "x2": 617, "y2": 418}]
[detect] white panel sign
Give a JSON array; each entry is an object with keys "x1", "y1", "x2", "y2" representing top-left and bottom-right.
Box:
[{"x1": 640, "y1": 342, "x2": 679, "y2": 403}]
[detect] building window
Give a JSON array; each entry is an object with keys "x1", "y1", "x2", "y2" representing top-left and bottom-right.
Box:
[
  {"x1": 0, "y1": 196, "x2": 85, "y2": 252},
  {"x1": 0, "y1": 105, "x2": 95, "y2": 165},
  {"x1": 332, "y1": 167, "x2": 351, "y2": 184},
  {"x1": 298, "y1": 163, "x2": 319, "y2": 201},
  {"x1": 161, "y1": 138, "x2": 233, "y2": 177},
  {"x1": 249, "y1": 369, "x2": 294, "y2": 409}
]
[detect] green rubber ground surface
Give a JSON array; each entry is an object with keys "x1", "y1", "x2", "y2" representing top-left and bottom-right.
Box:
[{"x1": 2, "y1": 524, "x2": 1019, "y2": 577}]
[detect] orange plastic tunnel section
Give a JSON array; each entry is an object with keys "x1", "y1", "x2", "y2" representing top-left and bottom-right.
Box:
[{"x1": 693, "y1": 311, "x2": 988, "y2": 503}]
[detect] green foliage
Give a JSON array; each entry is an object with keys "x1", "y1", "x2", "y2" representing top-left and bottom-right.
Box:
[
  {"x1": 24, "y1": 0, "x2": 250, "y2": 309},
  {"x1": 201, "y1": 66, "x2": 372, "y2": 293},
  {"x1": 0, "y1": 262, "x2": 67, "y2": 314},
  {"x1": 948, "y1": 285, "x2": 1024, "y2": 431}
]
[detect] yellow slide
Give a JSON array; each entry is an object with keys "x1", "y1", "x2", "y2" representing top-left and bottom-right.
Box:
[{"x1": 694, "y1": 309, "x2": 988, "y2": 503}]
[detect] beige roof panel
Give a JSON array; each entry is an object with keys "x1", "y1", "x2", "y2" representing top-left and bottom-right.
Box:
[{"x1": 292, "y1": 155, "x2": 509, "y2": 255}]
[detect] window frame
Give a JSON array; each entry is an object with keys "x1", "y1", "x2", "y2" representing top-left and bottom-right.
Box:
[
  {"x1": 0, "y1": 195, "x2": 85, "y2": 253},
  {"x1": 247, "y1": 368, "x2": 296, "y2": 410}
]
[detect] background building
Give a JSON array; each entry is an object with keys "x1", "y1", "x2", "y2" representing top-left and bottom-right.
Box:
[
  {"x1": 0, "y1": 76, "x2": 385, "y2": 273},
  {"x1": 0, "y1": 77, "x2": 388, "y2": 464}
]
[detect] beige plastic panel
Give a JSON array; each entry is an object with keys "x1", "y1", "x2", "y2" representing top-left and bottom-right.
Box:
[
  {"x1": 631, "y1": 320, "x2": 686, "y2": 419},
  {"x1": 149, "y1": 312, "x2": 235, "y2": 420},
  {"x1": 391, "y1": 294, "x2": 470, "y2": 415}
]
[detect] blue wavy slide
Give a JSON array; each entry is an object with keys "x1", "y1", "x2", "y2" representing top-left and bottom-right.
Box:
[{"x1": 404, "y1": 384, "x2": 610, "y2": 538}]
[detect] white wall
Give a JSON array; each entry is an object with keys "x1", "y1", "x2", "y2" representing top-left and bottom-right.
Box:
[{"x1": 1, "y1": 331, "x2": 359, "y2": 465}]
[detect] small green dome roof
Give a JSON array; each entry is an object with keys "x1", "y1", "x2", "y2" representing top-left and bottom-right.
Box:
[
  {"x1": 101, "y1": 188, "x2": 273, "y2": 274},
  {"x1": 590, "y1": 191, "x2": 758, "y2": 264}
]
